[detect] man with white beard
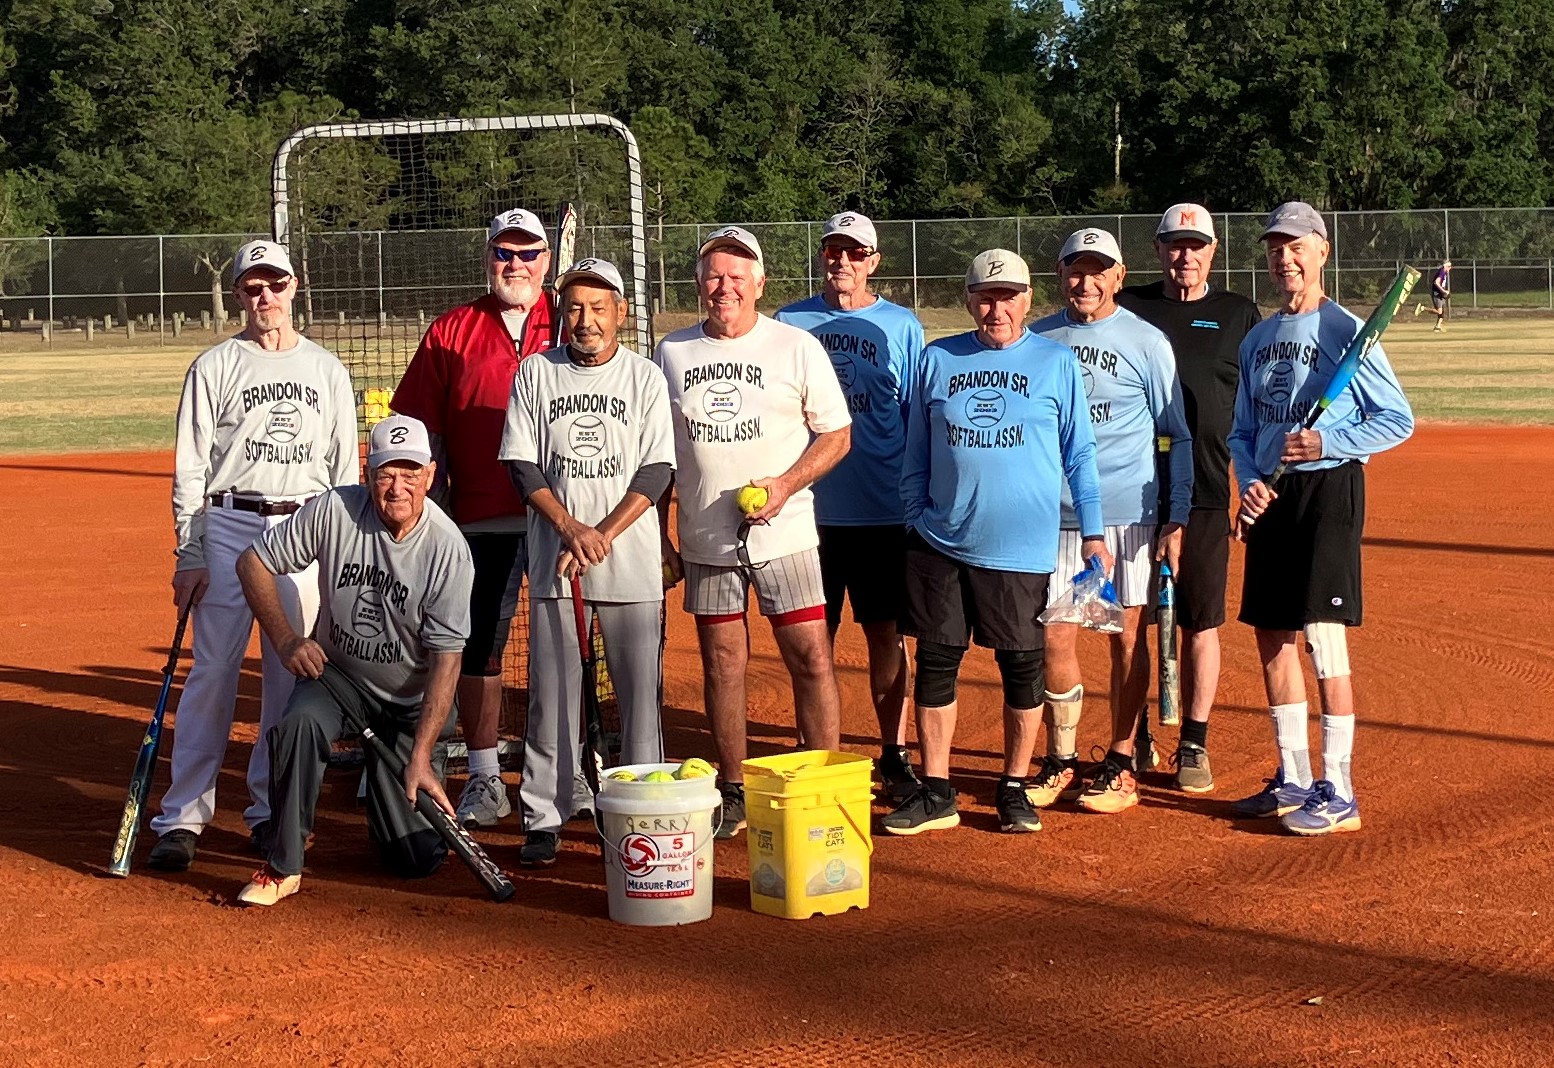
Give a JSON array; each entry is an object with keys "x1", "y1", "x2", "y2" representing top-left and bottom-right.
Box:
[{"x1": 391, "y1": 209, "x2": 559, "y2": 829}]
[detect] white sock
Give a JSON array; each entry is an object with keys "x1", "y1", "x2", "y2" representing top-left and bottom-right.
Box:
[
  {"x1": 1321, "y1": 714, "x2": 1356, "y2": 800},
  {"x1": 468, "y1": 747, "x2": 500, "y2": 781},
  {"x1": 1271, "y1": 702, "x2": 1313, "y2": 787}
]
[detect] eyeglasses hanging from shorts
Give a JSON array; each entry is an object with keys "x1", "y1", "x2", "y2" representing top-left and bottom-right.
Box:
[{"x1": 735, "y1": 520, "x2": 767, "y2": 571}]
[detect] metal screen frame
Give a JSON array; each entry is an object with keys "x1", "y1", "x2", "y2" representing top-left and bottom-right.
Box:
[{"x1": 270, "y1": 112, "x2": 652, "y2": 354}]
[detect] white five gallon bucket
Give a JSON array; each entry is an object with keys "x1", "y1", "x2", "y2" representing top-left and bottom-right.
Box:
[{"x1": 595, "y1": 763, "x2": 721, "y2": 926}]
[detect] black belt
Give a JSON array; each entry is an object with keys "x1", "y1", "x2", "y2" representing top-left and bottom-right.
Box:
[{"x1": 209, "y1": 494, "x2": 308, "y2": 517}]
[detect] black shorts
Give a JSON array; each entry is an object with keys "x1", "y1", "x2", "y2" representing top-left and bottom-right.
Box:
[
  {"x1": 817, "y1": 524, "x2": 906, "y2": 629},
  {"x1": 899, "y1": 529, "x2": 1049, "y2": 651},
  {"x1": 463, "y1": 531, "x2": 527, "y2": 676},
  {"x1": 1177, "y1": 506, "x2": 1231, "y2": 631},
  {"x1": 1239, "y1": 464, "x2": 1365, "y2": 632}
]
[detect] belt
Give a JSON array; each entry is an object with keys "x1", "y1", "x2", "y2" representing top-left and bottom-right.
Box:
[{"x1": 209, "y1": 493, "x2": 311, "y2": 517}]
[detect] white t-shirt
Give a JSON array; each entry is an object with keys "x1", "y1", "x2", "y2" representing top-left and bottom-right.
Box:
[
  {"x1": 499, "y1": 345, "x2": 676, "y2": 602},
  {"x1": 655, "y1": 315, "x2": 851, "y2": 566}
]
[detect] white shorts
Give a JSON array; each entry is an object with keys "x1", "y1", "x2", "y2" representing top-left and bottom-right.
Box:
[
  {"x1": 1047, "y1": 525, "x2": 1158, "y2": 609},
  {"x1": 683, "y1": 549, "x2": 826, "y2": 623}
]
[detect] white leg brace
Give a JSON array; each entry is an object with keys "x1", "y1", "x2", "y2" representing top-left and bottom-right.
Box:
[{"x1": 1303, "y1": 622, "x2": 1351, "y2": 679}]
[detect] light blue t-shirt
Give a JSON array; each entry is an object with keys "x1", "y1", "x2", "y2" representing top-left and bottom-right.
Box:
[
  {"x1": 1228, "y1": 301, "x2": 1414, "y2": 494},
  {"x1": 1030, "y1": 306, "x2": 1194, "y2": 528},
  {"x1": 775, "y1": 294, "x2": 925, "y2": 525},
  {"x1": 901, "y1": 330, "x2": 1102, "y2": 574}
]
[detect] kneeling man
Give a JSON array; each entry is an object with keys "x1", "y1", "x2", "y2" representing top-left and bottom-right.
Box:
[{"x1": 235, "y1": 415, "x2": 475, "y2": 905}]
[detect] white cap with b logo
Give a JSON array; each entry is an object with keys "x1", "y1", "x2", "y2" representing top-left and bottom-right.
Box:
[
  {"x1": 965, "y1": 249, "x2": 1031, "y2": 291},
  {"x1": 368, "y1": 415, "x2": 433, "y2": 469}
]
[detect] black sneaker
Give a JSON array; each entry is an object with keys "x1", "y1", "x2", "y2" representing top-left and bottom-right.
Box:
[
  {"x1": 879, "y1": 746, "x2": 922, "y2": 804},
  {"x1": 996, "y1": 779, "x2": 1042, "y2": 833},
  {"x1": 518, "y1": 830, "x2": 559, "y2": 867},
  {"x1": 147, "y1": 828, "x2": 198, "y2": 871},
  {"x1": 880, "y1": 784, "x2": 960, "y2": 836},
  {"x1": 715, "y1": 782, "x2": 746, "y2": 840}
]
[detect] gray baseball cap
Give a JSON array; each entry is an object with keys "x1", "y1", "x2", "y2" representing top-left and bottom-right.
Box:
[
  {"x1": 232, "y1": 240, "x2": 295, "y2": 285},
  {"x1": 965, "y1": 249, "x2": 1031, "y2": 291},
  {"x1": 368, "y1": 414, "x2": 433, "y2": 469},
  {"x1": 1260, "y1": 201, "x2": 1328, "y2": 241},
  {"x1": 1060, "y1": 227, "x2": 1124, "y2": 267},
  {"x1": 822, "y1": 212, "x2": 878, "y2": 250},
  {"x1": 698, "y1": 225, "x2": 764, "y2": 265},
  {"x1": 557, "y1": 257, "x2": 625, "y2": 296},
  {"x1": 487, "y1": 208, "x2": 549, "y2": 245}
]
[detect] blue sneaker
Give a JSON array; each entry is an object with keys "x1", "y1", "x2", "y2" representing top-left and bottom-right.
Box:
[
  {"x1": 1229, "y1": 769, "x2": 1313, "y2": 818},
  {"x1": 1281, "y1": 780, "x2": 1362, "y2": 836}
]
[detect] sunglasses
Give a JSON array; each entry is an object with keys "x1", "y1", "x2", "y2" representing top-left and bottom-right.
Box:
[
  {"x1": 239, "y1": 279, "x2": 290, "y2": 297},
  {"x1": 491, "y1": 246, "x2": 546, "y2": 263},
  {"x1": 735, "y1": 520, "x2": 768, "y2": 571},
  {"x1": 822, "y1": 244, "x2": 875, "y2": 262}
]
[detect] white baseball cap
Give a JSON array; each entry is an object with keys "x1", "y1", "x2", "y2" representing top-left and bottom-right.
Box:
[
  {"x1": 231, "y1": 240, "x2": 295, "y2": 285},
  {"x1": 368, "y1": 414, "x2": 433, "y2": 469},
  {"x1": 556, "y1": 257, "x2": 625, "y2": 296},
  {"x1": 822, "y1": 212, "x2": 878, "y2": 250},
  {"x1": 1156, "y1": 203, "x2": 1216, "y2": 243},
  {"x1": 965, "y1": 249, "x2": 1031, "y2": 291},
  {"x1": 1060, "y1": 227, "x2": 1124, "y2": 267},
  {"x1": 487, "y1": 208, "x2": 549, "y2": 245},
  {"x1": 698, "y1": 225, "x2": 763, "y2": 265}
]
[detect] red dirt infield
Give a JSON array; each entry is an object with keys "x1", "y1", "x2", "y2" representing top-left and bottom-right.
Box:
[{"x1": 1, "y1": 425, "x2": 1550, "y2": 1066}]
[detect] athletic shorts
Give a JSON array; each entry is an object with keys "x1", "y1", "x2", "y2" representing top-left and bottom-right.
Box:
[
  {"x1": 816, "y1": 524, "x2": 906, "y2": 629},
  {"x1": 1239, "y1": 463, "x2": 1365, "y2": 632},
  {"x1": 1432, "y1": 294, "x2": 1447, "y2": 310},
  {"x1": 463, "y1": 531, "x2": 528, "y2": 676},
  {"x1": 1047, "y1": 524, "x2": 1157, "y2": 610},
  {"x1": 683, "y1": 549, "x2": 826, "y2": 625},
  {"x1": 899, "y1": 529, "x2": 1049, "y2": 651},
  {"x1": 1177, "y1": 507, "x2": 1232, "y2": 631}
]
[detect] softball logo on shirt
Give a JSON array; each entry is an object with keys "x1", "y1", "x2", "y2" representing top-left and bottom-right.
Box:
[
  {"x1": 681, "y1": 361, "x2": 766, "y2": 443},
  {"x1": 964, "y1": 389, "x2": 1005, "y2": 427},
  {"x1": 267, "y1": 401, "x2": 302, "y2": 442},
  {"x1": 330, "y1": 560, "x2": 409, "y2": 665},
  {"x1": 544, "y1": 392, "x2": 631, "y2": 479},
  {"x1": 1249, "y1": 339, "x2": 1320, "y2": 424},
  {"x1": 352, "y1": 589, "x2": 387, "y2": 638},
  {"x1": 569, "y1": 415, "x2": 606, "y2": 457},
  {"x1": 944, "y1": 369, "x2": 1029, "y2": 448},
  {"x1": 240, "y1": 380, "x2": 325, "y2": 464}
]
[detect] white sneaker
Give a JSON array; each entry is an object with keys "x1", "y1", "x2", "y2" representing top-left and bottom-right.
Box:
[
  {"x1": 237, "y1": 866, "x2": 301, "y2": 906},
  {"x1": 570, "y1": 767, "x2": 595, "y2": 821},
  {"x1": 456, "y1": 773, "x2": 512, "y2": 828}
]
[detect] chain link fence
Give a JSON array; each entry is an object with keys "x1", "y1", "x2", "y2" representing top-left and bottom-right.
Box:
[{"x1": 3, "y1": 208, "x2": 1552, "y2": 345}]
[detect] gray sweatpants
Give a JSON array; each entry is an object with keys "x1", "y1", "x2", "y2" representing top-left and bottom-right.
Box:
[
  {"x1": 265, "y1": 663, "x2": 456, "y2": 877},
  {"x1": 521, "y1": 598, "x2": 664, "y2": 832}
]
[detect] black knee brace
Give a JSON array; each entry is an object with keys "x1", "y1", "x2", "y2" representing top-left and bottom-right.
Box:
[
  {"x1": 993, "y1": 648, "x2": 1044, "y2": 709},
  {"x1": 914, "y1": 641, "x2": 965, "y2": 706}
]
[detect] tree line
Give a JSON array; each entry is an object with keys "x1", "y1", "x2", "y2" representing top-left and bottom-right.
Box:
[{"x1": 1, "y1": 0, "x2": 1550, "y2": 239}]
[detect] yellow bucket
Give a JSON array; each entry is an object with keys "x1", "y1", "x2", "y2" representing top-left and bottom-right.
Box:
[{"x1": 741, "y1": 750, "x2": 874, "y2": 920}]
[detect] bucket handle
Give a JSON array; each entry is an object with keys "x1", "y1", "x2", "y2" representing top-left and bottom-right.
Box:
[
  {"x1": 594, "y1": 807, "x2": 724, "y2": 869},
  {"x1": 838, "y1": 794, "x2": 875, "y2": 856}
]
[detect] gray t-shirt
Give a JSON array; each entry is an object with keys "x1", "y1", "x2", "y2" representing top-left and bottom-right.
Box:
[
  {"x1": 498, "y1": 345, "x2": 675, "y2": 602},
  {"x1": 174, "y1": 335, "x2": 359, "y2": 569},
  {"x1": 254, "y1": 485, "x2": 475, "y2": 706}
]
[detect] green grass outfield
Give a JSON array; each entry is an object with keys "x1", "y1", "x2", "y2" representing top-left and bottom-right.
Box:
[{"x1": 0, "y1": 314, "x2": 1550, "y2": 455}]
